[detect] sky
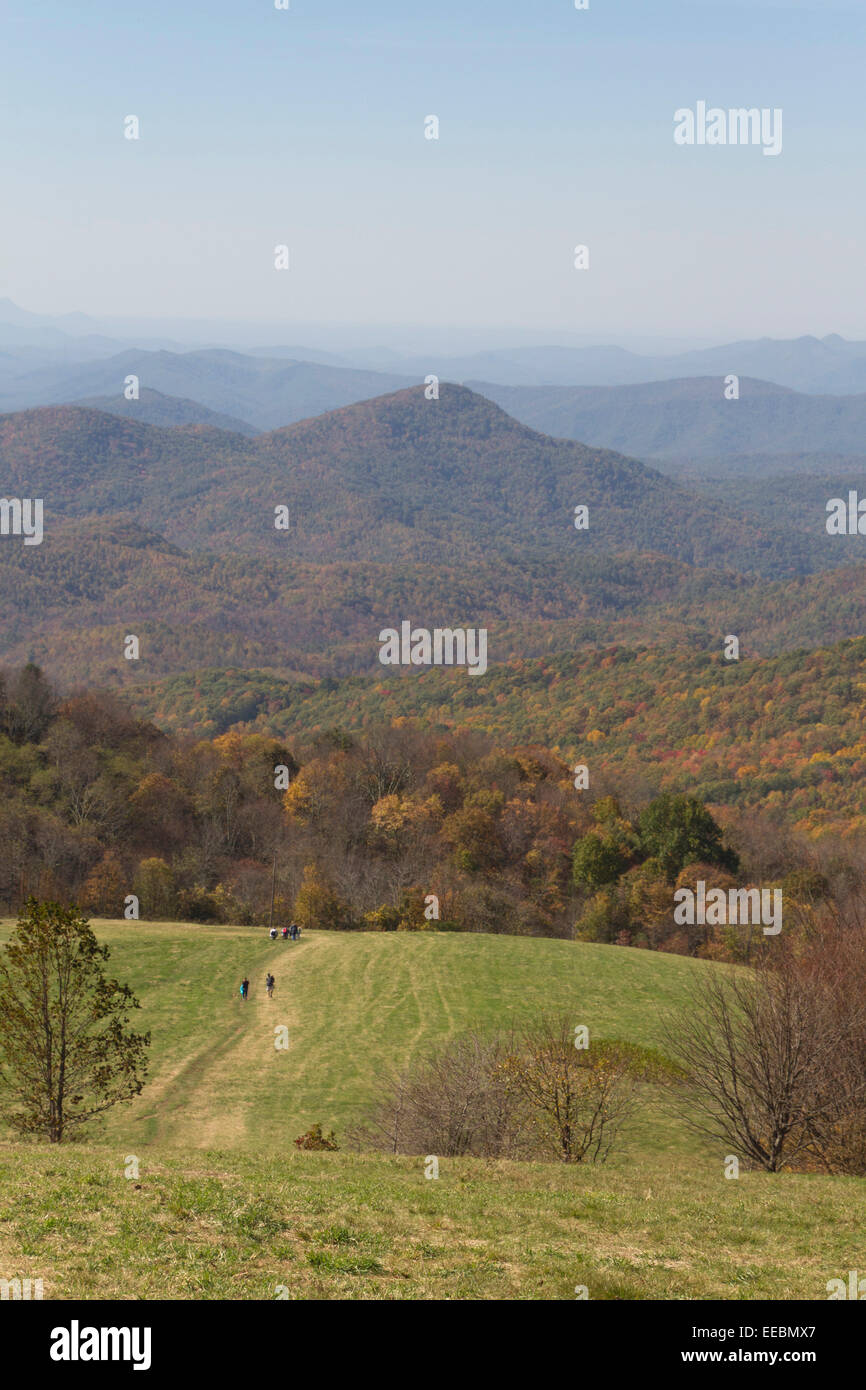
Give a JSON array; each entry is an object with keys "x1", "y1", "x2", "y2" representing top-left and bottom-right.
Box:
[{"x1": 1, "y1": 0, "x2": 864, "y2": 346}]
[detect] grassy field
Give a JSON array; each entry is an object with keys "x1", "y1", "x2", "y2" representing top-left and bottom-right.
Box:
[
  {"x1": 0, "y1": 920, "x2": 862, "y2": 1300},
  {"x1": 0, "y1": 1142, "x2": 860, "y2": 1300},
  {"x1": 0, "y1": 920, "x2": 715, "y2": 1155}
]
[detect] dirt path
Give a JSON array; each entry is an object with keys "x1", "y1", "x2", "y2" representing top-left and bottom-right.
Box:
[{"x1": 141, "y1": 938, "x2": 323, "y2": 1149}]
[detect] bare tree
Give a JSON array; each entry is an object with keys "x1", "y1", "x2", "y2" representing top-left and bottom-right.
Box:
[
  {"x1": 353, "y1": 1028, "x2": 524, "y2": 1159},
  {"x1": 662, "y1": 952, "x2": 866, "y2": 1172},
  {"x1": 501, "y1": 1016, "x2": 646, "y2": 1163},
  {"x1": 355, "y1": 1018, "x2": 656, "y2": 1163}
]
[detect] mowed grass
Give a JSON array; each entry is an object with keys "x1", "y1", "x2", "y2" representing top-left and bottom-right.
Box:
[
  {"x1": 0, "y1": 1142, "x2": 861, "y2": 1300},
  {"x1": 0, "y1": 920, "x2": 716, "y2": 1155},
  {"x1": 0, "y1": 921, "x2": 863, "y2": 1300}
]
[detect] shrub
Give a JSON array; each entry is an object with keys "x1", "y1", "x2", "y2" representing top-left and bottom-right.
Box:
[{"x1": 294, "y1": 1123, "x2": 339, "y2": 1151}]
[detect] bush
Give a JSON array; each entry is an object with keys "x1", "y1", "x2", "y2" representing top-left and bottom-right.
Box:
[
  {"x1": 356, "y1": 1017, "x2": 666, "y2": 1163},
  {"x1": 294, "y1": 1123, "x2": 339, "y2": 1151},
  {"x1": 361, "y1": 904, "x2": 401, "y2": 932}
]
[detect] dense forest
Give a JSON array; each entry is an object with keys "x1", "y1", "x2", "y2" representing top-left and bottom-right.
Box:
[
  {"x1": 4, "y1": 389, "x2": 866, "y2": 953},
  {"x1": 0, "y1": 661, "x2": 854, "y2": 963},
  {"x1": 131, "y1": 635, "x2": 866, "y2": 840},
  {"x1": 0, "y1": 389, "x2": 842, "y2": 572}
]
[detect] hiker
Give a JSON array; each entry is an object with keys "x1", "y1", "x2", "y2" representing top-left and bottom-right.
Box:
[
  {"x1": 269, "y1": 926, "x2": 278, "y2": 940},
  {"x1": 290, "y1": 922, "x2": 300, "y2": 941},
  {"x1": 281, "y1": 925, "x2": 289, "y2": 940},
  {"x1": 266, "y1": 972, "x2": 275, "y2": 999},
  {"x1": 240, "y1": 977, "x2": 249, "y2": 1000}
]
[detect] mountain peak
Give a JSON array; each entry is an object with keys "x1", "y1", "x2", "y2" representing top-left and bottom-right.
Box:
[{"x1": 273, "y1": 381, "x2": 539, "y2": 445}]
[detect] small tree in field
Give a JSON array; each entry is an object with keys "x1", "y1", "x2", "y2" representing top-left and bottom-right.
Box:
[
  {"x1": 0, "y1": 900, "x2": 150, "y2": 1142},
  {"x1": 501, "y1": 1017, "x2": 658, "y2": 1163}
]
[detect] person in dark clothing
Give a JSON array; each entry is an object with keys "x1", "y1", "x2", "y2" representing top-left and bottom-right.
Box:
[
  {"x1": 266, "y1": 972, "x2": 275, "y2": 998},
  {"x1": 240, "y1": 977, "x2": 249, "y2": 1000}
]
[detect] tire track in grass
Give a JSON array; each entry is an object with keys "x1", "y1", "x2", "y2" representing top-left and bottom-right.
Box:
[{"x1": 133, "y1": 938, "x2": 319, "y2": 1149}]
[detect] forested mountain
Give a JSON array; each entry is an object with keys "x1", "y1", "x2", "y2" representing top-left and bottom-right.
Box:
[
  {"x1": 71, "y1": 387, "x2": 260, "y2": 435},
  {"x1": 0, "y1": 387, "x2": 840, "y2": 573},
  {"x1": 2, "y1": 385, "x2": 866, "y2": 695},
  {"x1": 135, "y1": 634, "x2": 866, "y2": 840},
  {"x1": 0, "y1": 347, "x2": 413, "y2": 428},
  {"x1": 471, "y1": 376, "x2": 866, "y2": 464}
]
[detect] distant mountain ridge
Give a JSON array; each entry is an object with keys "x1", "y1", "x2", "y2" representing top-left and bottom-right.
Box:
[
  {"x1": 70, "y1": 387, "x2": 260, "y2": 436},
  {"x1": 467, "y1": 376, "x2": 866, "y2": 463},
  {"x1": 0, "y1": 385, "x2": 836, "y2": 575},
  {"x1": 349, "y1": 334, "x2": 866, "y2": 394},
  {"x1": 3, "y1": 298, "x2": 866, "y2": 424},
  {"x1": 0, "y1": 347, "x2": 416, "y2": 430}
]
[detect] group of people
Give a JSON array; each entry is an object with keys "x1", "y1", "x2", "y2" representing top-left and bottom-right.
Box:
[
  {"x1": 239, "y1": 922, "x2": 301, "y2": 1000},
  {"x1": 239, "y1": 971, "x2": 276, "y2": 1000},
  {"x1": 268, "y1": 923, "x2": 301, "y2": 941}
]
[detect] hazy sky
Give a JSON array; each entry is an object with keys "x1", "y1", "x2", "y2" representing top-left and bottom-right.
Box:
[{"x1": 3, "y1": 0, "x2": 864, "y2": 342}]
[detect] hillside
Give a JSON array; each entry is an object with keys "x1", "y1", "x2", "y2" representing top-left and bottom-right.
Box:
[
  {"x1": 0, "y1": 923, "x2": 860, "y2": 1301},
  {"x1": 0, "y1": 386, "x2": 836, "y2": 573},
  {"x1": 4, "y1": 516, "x2": 866, "y2": 690},
  {"x1": 0, "y1": 346, "x2": 413, "y2": 429},
  {"x1": 0, "y1": 922, "x2": 706, "y2": 1154},
  {"x1": 136, "y1": 633, "x2": 866, "y2": 837},
  {"x1": 472, "y1": 376, "x2": 866, "y2": 464},
  {"x1": 0, "y1": 517, "x2": 760, "y2": 684}
]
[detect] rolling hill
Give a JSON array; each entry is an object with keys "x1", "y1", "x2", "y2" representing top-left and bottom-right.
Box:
[
  {"x1": 70, "y1": 386, "x2": 260, "y2": 436},
  {"x1": 0, "y1": 386, "x2": 838, "y2": 573},
  {"x1": 0, "y1": 346, "x2": 414, "y2": 429},
  {"x1": 0, "y1": 922, "x2": 860, "y2": 1301},
  {"x1": 471, "y1": 376, "x2": 866, "y2": 464},
  {"x1": 10, "y1": 923, "x2": 703, "y2": 1154}
]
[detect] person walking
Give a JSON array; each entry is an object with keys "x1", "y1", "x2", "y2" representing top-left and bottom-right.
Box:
[
  {"x1": 240, "y1": 976, "x2": 250, "y2": 1000},
  {"x1": 266, "y1": 972, "x2": 275, "y2": 999}
]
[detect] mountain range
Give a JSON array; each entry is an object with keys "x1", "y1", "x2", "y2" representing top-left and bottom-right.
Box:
[
  {"x1": 468, "y1": 376, "x2": 866, "y2": 465},
  {"x1": 0, "y1": 386, "x2": 839, "y2": 571},
  {"x1": 6, "y1": 350, "x2": 866, "y2": 477},
  {"x1": 1, "y1": 384, "x2": 864, "y2": 695}
]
